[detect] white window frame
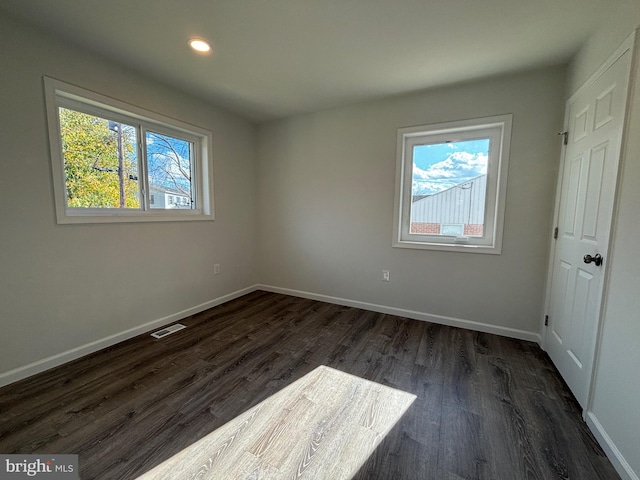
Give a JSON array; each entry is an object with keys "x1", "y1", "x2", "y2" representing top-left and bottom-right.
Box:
[
  {"x1": 44, "y1": 77, "x2": 214, "y2": 224},
  {"x1": 393, "y1": 114, "x2": 512, "y2": 254}
]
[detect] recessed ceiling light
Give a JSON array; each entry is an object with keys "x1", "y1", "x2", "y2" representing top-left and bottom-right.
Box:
[{"x1": 189, "y1": 38, "x2": 212, "y2": 54}]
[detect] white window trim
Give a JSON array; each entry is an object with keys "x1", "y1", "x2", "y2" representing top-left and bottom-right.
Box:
[
  {"x1": 392, "y1": 114, "x2": 512, "y2": 254},
  {"x1": 43, "y1": 76, "x2": 214, "y2": 224}
]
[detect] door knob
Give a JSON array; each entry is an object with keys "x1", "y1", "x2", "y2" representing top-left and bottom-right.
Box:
[{"x1": 583, "y1": 253, "x2": 603, "y2": 266}]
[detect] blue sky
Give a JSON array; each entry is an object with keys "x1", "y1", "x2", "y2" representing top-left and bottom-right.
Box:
[
  {"x1": 146, "y1": 131, "x2": 192, "y2": 194},
  {"x1": 412, "y1": 138, "x2": 489, "y2": 195}
]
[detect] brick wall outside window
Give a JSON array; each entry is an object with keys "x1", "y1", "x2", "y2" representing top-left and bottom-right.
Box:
[
  {"x1": 464, "y1": 224, "x2": 484, "y2": 236},
  {"x1": 410, "y1": 223, "x2": 484, "y2": 236},
  {"x1": 410, "y1": 223, "x2": 440, "y2": 234}
]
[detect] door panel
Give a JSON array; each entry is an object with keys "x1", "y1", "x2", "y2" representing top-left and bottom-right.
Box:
[
  {"x1": 594, "y1": 86, "x2": 615, "y2": 130},
  {"x1": 568, "y1": 267, "x2": 594, "y2": 367},
  {"x1": 582, "y1": 144, "x2": 606, "y2": 241},
  {"x1": 550, "y1": 260, "x2": 571, "y2": 345},
  {"x1": 563, "y1": 155, "x2": 583, "y2": 237}
]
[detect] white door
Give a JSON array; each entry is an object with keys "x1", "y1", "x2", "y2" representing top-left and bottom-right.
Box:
[{"x1": 545, "y1": 39, "x2": 633, "y2": 409}]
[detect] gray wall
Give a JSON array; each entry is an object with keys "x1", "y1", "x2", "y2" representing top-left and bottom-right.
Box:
[
  {"x1": 567, "y1": 1, "x2": 640, "y2": 477},
  {"x1": 257, "y1": 66, "x2": 566, "y2": 337},
  {"x1": 0, "y1": 15, "x2": 258, "y2": 379}
]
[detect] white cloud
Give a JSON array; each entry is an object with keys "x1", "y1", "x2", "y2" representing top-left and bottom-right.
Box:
[
  {"x1": 412, "y1": 164, "x2": 431, "y2": 179},
  {"x1": 412, "y1": 179, "x2": 452, "y2": 194},
  {"x1": 412, "y1": 151, "x2": 487, "y2": 195}
]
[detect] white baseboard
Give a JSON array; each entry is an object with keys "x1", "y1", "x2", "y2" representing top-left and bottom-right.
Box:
[
  {"x1": 257, "y1": 284, "x2": 541, "y2": 343},
  {"x1": 0, "y1": 285, "x2": 258, "y2": 388},
  {"x1": 586, "y1": 411, "x2": 639, "y2": 480}
]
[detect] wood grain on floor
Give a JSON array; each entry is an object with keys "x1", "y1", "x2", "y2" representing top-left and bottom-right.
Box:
[
  {"x1": 137, "y1": 365, "x2": 415, "y2": 479},
  {"x1": 0, "y1": 291, "x2": 620, "y2": 479}
]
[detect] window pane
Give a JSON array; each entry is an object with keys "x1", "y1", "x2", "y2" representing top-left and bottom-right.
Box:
[
  {"x1": 58, "y1": 108, "x2": 140, "y2": 208},
  {"x1": 410, "y1": 139, "x2": 489, "y2": 237},
  {"x1": 441, "y1": 224, "x2": 464, "y2": 236},
  {"x1": 146, "y1": 131, "x2": 194, "y2": 209}
]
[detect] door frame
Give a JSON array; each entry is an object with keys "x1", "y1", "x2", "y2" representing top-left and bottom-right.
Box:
[{"x1": 541, "y1": 31, "x2": 636, "y2": 415}]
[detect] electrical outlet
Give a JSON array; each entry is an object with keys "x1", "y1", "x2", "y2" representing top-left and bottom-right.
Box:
[
  {"x1": 382, "y1": 270, "x2": 390, "y2": 282},
  {"x1": 214, "y1": 263, "x2": 221, "y2": 275}
]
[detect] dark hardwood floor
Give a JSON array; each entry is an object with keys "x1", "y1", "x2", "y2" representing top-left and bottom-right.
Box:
[{"x1": 0, "y1": 291, "x2": 619, "y2": 479}]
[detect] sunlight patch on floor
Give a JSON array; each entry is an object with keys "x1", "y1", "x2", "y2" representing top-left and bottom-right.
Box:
[{"x1": 135, "y1": 365, "x2": 416, "y2": 479}]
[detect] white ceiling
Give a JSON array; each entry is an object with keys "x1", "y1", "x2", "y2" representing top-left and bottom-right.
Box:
[{"x1": 0, "y1": 0, "x2": 614, "y2": 122}]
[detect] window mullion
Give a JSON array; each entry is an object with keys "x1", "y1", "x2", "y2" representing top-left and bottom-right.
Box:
[
  {"x1": 139, "y1": 124, "x2": 150, "y2": 211},
  {"x1": 190, "y1": 142, "x2": 199, "y2": 210}
]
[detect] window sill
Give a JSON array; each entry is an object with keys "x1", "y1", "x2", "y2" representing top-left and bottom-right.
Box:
[
  {"x1": 392, "y1": 239, "x2": 502, "y2": 255},
  {"x1": 56, "y1": 211, "x2": 214, "y2": 224}
]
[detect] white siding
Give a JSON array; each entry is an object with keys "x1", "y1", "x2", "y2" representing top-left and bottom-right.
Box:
[{"x1": 410, "y1": 175, "x2": 486, "y2": 224}]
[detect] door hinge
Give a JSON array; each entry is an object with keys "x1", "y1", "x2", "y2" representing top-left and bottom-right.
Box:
[
  {"x1": 553, "y1": 227, "x2": 558, "y2": 239},
  {"x1": 545, "y1": 315, "x2": 549, "y2": 327},
  {"x1": 558, "y1": 131, "x2": 568, "y2": 145}
]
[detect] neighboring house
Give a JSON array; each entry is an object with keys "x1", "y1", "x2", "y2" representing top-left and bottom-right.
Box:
[
  {"x1": 410, "y1": 174, "x2": 486, "y2": 236},
  {"x1": 149, "y1": 184, "x2": 192, "y2": 209}
]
